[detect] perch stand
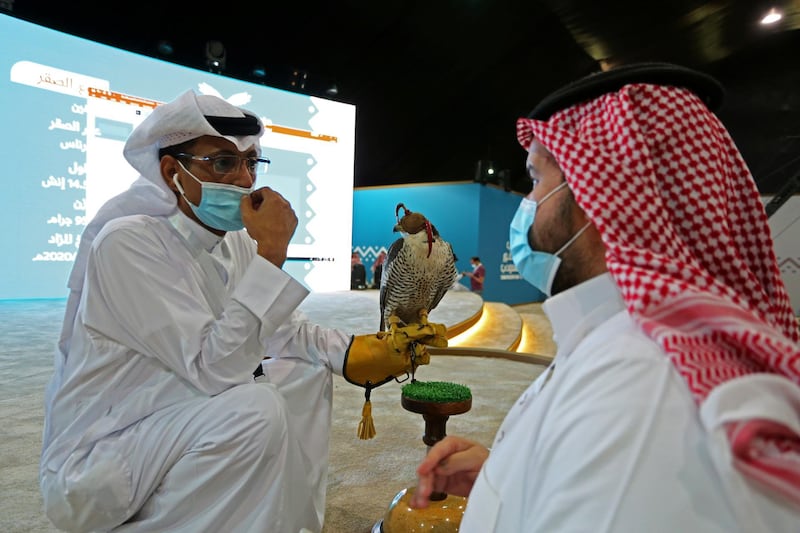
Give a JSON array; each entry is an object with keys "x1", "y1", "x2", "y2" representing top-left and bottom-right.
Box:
[{"x1": 373, "y1": 381, "x2": 472, "y2": 533}]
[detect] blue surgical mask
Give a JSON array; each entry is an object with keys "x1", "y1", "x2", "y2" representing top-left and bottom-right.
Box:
[
  {"x1": 509, "y1": 182, "x2": 589, "y2": 297},
  {"x1": 173, "y1": 161, "x2": 252, "y2": 232}
]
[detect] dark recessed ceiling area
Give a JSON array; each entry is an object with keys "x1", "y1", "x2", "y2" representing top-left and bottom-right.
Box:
[{"x1": 7, "y1": 1, "x2": 800, "y2": 197}]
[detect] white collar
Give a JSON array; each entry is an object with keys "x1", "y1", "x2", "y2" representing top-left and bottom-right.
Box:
[
  {"x1": 168, "y1": 211, "x2": 224, "y2": 254},
  {"x1": 542, "y1": 273, "x2": 626, "y2": 360}
]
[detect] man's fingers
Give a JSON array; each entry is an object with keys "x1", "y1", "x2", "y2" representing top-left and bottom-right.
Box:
[
  {"x1": 240, "y1": 193, "x2": 253, "y2": 217},
  {"x1": 433, "y1": 452, "x2": 477, "y2": 476},
  {"x1": 416, "y1": 436, "x2": 467, "y2": 476},
  {"x1": 248, "y1": 188, "x2": 264, "y2": 210},
  {"x1": 411, "y1": 436, "x2": 482, "y2": 509},
  {"x1": 410, "y1": 473, "x2": 433, "y2": 509}
]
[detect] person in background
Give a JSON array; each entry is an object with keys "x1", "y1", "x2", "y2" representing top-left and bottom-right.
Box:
[
  {"x1": 351, "y1": 250, "x2": 367, "y2": 290},
  {"x1": 462, "y1": 256, "x2": 485, "y2": 294},
  {"x1": 40, "y1": 90, "x2": 441, "y2": 533},
  {"x1": 371, "y1": 250, "x2": 386, "y2": 289},
  {"x1": 411, "y1": 63, "x2": 800, "y2": 532}
]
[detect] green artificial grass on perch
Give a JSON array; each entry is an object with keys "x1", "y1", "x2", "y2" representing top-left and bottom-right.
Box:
[
  {"x1": 401, "y1": 380, "x2": 472, "y2": 403},
  {"x1": 401, "y1": 380, "x2": 473, "y2": 450}
]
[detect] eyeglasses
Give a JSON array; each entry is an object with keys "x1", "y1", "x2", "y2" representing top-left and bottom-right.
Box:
[{"x1": 176, "y1": 153, "x2": 271, "y2": 177}]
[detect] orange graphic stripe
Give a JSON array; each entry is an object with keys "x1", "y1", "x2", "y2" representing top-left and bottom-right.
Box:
[
  {"x1": 265, "y1": 124, "x2": 338, "y2": 143},
  {"x1": 86, "y1": 88, "x2": 338, "y2": 142},
  {"x1": 87, "y1": 87, "x2": 160, "y2": 108}
]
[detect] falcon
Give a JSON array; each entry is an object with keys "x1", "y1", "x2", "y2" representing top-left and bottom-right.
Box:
[{"x1": 379, "y1": 203, "x2": 458, "y2": 336}]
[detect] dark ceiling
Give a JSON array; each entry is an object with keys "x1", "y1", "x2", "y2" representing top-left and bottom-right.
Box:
[{"x1": 7, "y1": 0, "x2": 800, "y2": 197}]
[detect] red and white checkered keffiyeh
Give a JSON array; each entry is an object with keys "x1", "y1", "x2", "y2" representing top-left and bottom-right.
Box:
[{"x1": 517, "y1": 83, "x2": 800, "y2": 504}]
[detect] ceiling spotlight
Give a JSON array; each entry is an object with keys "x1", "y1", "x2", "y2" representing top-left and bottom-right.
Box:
[
  {"x1": 474, "y1": 160, "x2": 495, "y2": 184},
  {"x1": 205, "y1": 40, "x2": 226, "y2": 73},
  {"x1": 760, "y1": 8, "x2": 783, "y2": 25},
  {"x1": 326, "y1": 84, "x2": 339, "y2": 96}
]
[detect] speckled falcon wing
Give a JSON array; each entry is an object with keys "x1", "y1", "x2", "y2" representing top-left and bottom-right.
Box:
[
  {"x1": 427, "y1": 239, "x2": 458, "y2": 313},
  {"x1": 379, "y1": 236, "x2": 405, "y2": 331}
]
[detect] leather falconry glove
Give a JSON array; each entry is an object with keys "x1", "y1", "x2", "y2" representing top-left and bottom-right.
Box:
[{"x1": 343, "y1": 321, "x2": 448, "y2": 439}]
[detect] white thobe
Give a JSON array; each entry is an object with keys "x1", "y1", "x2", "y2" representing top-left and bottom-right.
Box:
[
  {"x1": 40, "y1": 211, "x2": 351, "y2": 533},
  {"x1": 460, "y1": 273, "x2": 800, "y2": 532}
]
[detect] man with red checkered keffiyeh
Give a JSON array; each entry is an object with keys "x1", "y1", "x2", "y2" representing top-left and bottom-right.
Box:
[{"x1": 411, "y1": 63, "x2": 800, "y2": 532}]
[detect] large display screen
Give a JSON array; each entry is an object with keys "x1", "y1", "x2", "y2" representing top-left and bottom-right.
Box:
[{"x1": 0, "y1": 14, "x2": 356, "y2": 299}]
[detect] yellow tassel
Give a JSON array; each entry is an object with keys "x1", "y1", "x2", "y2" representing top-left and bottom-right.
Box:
[{"x1": 358, "y1": 399, "x2": 376, "y2": 440}]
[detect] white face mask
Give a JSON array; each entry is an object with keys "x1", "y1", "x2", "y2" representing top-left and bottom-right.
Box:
[{"x1": 508, "y1": 182, "x2": 590, "y2": 296}]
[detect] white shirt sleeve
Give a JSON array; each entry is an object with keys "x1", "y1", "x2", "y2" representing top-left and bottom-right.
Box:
[
  {"x1": 261, "y1": 310, "x2": 352, "y2": 374},
  {"x1": 83, "y1": 216, "x2": 307, "y2": 394}
]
